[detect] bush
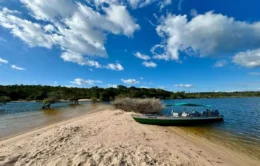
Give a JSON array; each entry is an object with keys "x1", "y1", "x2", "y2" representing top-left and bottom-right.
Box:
[
  {"x1": 91, "y1": 97, "x2": 97, "y2": 103},
  {"x1": 112, "y1": 98, "x2": 164, "y2": 114},
  {"x1": 0, "y1": 96, "x2": 11, "y2": 105}
]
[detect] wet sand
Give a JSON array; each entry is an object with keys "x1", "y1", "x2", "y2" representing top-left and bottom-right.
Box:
[{"x1": 0, "y1": 109, "x2": 258, "y2": 166}]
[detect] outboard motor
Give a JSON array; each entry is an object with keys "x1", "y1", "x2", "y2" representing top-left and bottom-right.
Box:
[{"x1": 210, "y1": 110, "x2": 219, "y2": 116}]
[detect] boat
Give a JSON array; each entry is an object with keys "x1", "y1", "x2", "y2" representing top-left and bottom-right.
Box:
[{"x1": 132, "y1": 103, "x2": 224, "y2": 126}]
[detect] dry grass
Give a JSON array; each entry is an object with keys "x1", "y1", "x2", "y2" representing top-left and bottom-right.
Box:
[{"x1": 112, "y1": 98, "x2": 164, "y2": 114}]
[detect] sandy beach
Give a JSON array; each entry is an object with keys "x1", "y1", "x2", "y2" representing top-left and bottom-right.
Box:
[{"x1": 0, "y1": 109, "x2": 258, "y2": 166}]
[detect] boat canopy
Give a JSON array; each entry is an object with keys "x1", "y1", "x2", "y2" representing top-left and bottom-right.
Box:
[{"x1": 165, "y1": 103, "x2": 211, "y2": 107}]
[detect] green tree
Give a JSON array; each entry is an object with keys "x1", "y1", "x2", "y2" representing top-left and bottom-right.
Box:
[
  {"x1": 42, "y1": 92, "x2": 61, "y2": 109},
  {"x1": 0, "y1": 96, "x2": 11, "y2": 105}
]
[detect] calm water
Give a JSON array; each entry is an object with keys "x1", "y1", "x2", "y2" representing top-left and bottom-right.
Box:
[
  {"x1": 163, "y1": 98, "x2": 260, "y2": 160},
  {"x1": 1, "y1": 98, "x2": 260, "y2": 160},
  {"x1": 0, "y1": 101, "x2": 111, "y2": 140}
]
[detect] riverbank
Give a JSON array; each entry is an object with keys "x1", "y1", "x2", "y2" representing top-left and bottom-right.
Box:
[{"x1": 0, "y1": 109, "x2": 258, "y2": 166}]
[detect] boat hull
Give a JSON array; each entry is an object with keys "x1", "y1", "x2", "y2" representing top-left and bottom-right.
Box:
[{"x1": 132, "y1": 115, "x2": 224, "y2": 126}]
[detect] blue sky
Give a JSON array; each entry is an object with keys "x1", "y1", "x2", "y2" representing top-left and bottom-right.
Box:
[{"x1": 1, "y1": 0, "x2": 260, "y2": 92}]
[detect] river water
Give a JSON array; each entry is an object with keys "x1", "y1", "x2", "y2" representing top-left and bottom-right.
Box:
[
  {"x1": 163, "y1": 98, "x2": 260, "y2": 160},
  {"x1": 0, "y1": 98, "x2": 260, "y2": 160},
  {"x1": 0, "y1": 101, "x2": 111, "y2": 140}
]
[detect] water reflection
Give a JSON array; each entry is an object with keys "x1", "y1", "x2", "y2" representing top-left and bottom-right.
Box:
[{"x1": 42, "y1": 108, "x2": 61, "y2": 116}]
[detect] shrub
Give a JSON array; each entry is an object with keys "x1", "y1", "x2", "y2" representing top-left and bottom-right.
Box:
[
  {"x1": 91, "y1": 97, "x2": 97, "y2": 103},
  {"x1": 0, "y1": 96, "x2": 11, "y2": 105},
  {"x1": 112, "y1": 98, "x2": 163, "y2": 114}
]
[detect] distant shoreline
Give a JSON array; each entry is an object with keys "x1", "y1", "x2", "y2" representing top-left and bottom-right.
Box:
[{"x1": 9, "y1": 96, "x2": 260, "y2": 103}]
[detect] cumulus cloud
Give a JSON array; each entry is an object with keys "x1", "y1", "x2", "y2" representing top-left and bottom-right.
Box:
[
  {"x1": 11, "y1": 65, "x2": 26, "y2": 70},
  {"x1": 134, "y1": 52, "x2": 150, "y2": 60},
  {"x1": 154, "y1": 11, "x2": 260, "y2": 61},
  {"x1": 61, "y1": 51, "x2": 101, "y2": 68},
  {"x1": 142, "y1": 61, "x2": 157, "y2": 67},
  {"x1": 106, "y1": 63, "x2": 124, "y2": 71},
  {"x1": 121, "y1": 79, "x2": 140, "y2": 84},
  {"x1": 0, "y1": 1, "x2": 139, "y2": 70},
  {"x1": 232, "y1": 49, "x2": 260, "y2": 68},
  {"x1": 174, "y1": 84, "x2": 194, "y2": 88},
  {"x1": 70, "y1": 78, "x2": 102, "y2": 85},
  {"x1": 0, "y1": 57, "x2": 8, "y2": 64},
  {"x1": 0, "y1": 8, "x2": 54, "y2": 49},
  {"x1": 214, "y1": 60, "x2": 228, "y2": 68}
]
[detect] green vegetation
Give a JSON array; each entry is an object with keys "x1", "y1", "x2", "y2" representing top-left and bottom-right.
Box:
[
  {"x1": 112, "y1": 98, "x2": 163, "y2": 114},
  {"x1": 1, "y1": 85, "x2": 260, "y2": 103},
  {"x1": 91, "y1": 97, "x2": 97, "y2": 104},
  {"x1": 69, "y1": 96, "x2": 80, "y2": 104},
  {"x1": 0, "y1": 96, "x2": 11, "y2": 105},
  {"x1": 41, "y1": 92, "x2": 62, "y2": 109}
]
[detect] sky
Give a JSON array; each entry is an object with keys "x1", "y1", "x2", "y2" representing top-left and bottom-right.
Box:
[{"x1": 1, "y1": 0, "x2": 260, "y2": 92}]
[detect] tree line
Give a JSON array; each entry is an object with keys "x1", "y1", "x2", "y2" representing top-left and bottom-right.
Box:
[{"x1": 1, "y1": 85, "x2": 260, "y2": 103}]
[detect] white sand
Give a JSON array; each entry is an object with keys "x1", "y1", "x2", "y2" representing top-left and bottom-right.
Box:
[{"x1": 0, "y1": 109, "x2": 258, "y2": 166}]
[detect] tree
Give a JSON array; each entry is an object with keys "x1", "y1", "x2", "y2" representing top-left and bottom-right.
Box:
[
  {"x1": 0, "y1": 96, "x2": 11, "y2": 106},
  {"x1": 69, "y1": 96, "x2": 80, "y2": 104},
  {"x1": 42, "y1": 92, "x2": 62, "y2": 109},
  {"x1": 91, "y1": 97, "x2": 97, "y2": 104}
]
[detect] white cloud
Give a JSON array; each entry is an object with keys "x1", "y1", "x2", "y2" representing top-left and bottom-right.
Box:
[
  {"x1": 155, "y1": 11, "x2": 260, "y2": 61},
  {"x1": 141, "y1": 86, "x2": 148, "y2": 88},
  {"x1": 174, "y1": 84, "x2": 194, "y2": 88},
  {"x1": 128, "y1": 0, "x2": 157, "y2": 9},
  {"x1": 0, "y1": 1, "x2": 139, "y2": 69},
  {"x1": 159, "y1": 0, "x2": 171, "y2": 10},
  {"x1": 70, "y1": 78, "x2": 102, "y2": 85},
  {"x1": 142, "y1": 61, "x2": 157, "y2": 67},
  {"x1": 128, "y1": 0, "x2": 140, "y2": 9},
  {"x1": 248, "y1": 72, "x2": 260, "y2": 76},
  {"x1": 214, "y1": 60, "x2": 227, "y2": 68},
  {"x1": 233, "y1": 49, "x2": 260, "y2": 68},
  {"x1": 11, "y1": 65, "x2": 26, "y2": 70},
  {"x1": 0, "y1": 57, "x2": 8, "y2": 64},
  {"x1": 20, "y1": 0, "x2": 77, "y2": 21},
  {"x1": 61, "y1": 51, "x2": 101, "y2": 68},
  {"x1": 103, "y1": 4, "x2": 140, "y2": 36},
  {"x1": 106, "y1": 63, "x2": 124, "y2": 71},
  {"x1": 107, "y1": 84, "x2": 118, "y2": 88},
  {"x1": 0, "y1": 8, "x2": 54, "y2": 49},
  {"x1": 134, "y1": 52, "x2": 150, "y2": 60},
  {"x1": 121, "y1": 79, "x2": 140, "y2": 84},
  {"x1": 43, "y1": 24, "x2": 55, "y2": 32}
]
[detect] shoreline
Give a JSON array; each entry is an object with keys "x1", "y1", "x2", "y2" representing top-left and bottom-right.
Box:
[
  {"x1": 0, "y1": 109, "x2": 258, "y2": 165},
  {"x1": 0, "y1": 104, "x2": 111, "y2": 141}
]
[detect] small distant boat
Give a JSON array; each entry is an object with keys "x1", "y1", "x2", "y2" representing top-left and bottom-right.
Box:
[{"x1": 132, "y1": 103, "x2": 224, "y2": 126}]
